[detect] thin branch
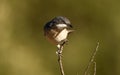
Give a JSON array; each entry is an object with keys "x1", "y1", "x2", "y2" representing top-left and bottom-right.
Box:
[
  {"x1": 93, "y1": 62, "x2": 96, "y2": 75},
  {"x1": 57, "y1": 44, "x2": 65, "y2": 75},
  {"x1": 84, "y1": 42, "x2": 99, "y2": 75}
]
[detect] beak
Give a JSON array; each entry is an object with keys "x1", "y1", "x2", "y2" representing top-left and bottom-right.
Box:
[{"x1": 68, "y1": 30, "x2": 74, "y2": 33}]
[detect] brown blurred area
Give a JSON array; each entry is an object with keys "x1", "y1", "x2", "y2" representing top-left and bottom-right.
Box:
[{"x1": 0, "y1": 0, "x2": 120, "y2": 75}]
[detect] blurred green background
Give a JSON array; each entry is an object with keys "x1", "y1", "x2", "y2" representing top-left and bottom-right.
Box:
[{"x1": 0, "y1": 0, "x2": 120, "y2": 75}]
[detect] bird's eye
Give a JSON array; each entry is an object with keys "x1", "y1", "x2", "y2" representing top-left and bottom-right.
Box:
[{"x1": 68, "y1": 24, "x2": 73, "y2": 28}]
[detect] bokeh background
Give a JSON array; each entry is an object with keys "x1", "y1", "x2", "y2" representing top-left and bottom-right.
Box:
[{"x1": 0, "y1": 0, "x2": 120, "y2": 75}]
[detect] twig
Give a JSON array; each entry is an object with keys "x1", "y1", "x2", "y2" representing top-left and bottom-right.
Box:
[
  {"x1": 93, "y1": 62, "x2": 96, "y2": 75},
  {"x1": 84, "y1": 42, "x2": 99, "y2": 75},
  {"x1": 57, "y1": 44, "x2": 65, "y2": 75}
]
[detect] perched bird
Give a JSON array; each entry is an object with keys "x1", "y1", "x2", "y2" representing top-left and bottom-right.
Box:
[{"x1": 44, "y1": 16, "x2": 74, "y2": 46}]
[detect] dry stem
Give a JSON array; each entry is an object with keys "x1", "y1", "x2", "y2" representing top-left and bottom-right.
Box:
[
  {"x1": 57, "y1": 44, "x2": 65, "y2": 75},
  {"x1": 84, "y1": 42, "x2": 99, "y2": 75},
  {"x1": 93, "y1": 62, "x2": 96, "y2": 75}
]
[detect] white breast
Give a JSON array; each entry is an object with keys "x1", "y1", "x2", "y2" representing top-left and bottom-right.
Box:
[{"x1": 55, "y1": 28, "x2": 69, "y2": 42}]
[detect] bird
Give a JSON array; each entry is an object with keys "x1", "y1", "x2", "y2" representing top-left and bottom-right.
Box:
[{"x1": 44, "y1": 16, "x2": 74, "y2": 47}]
